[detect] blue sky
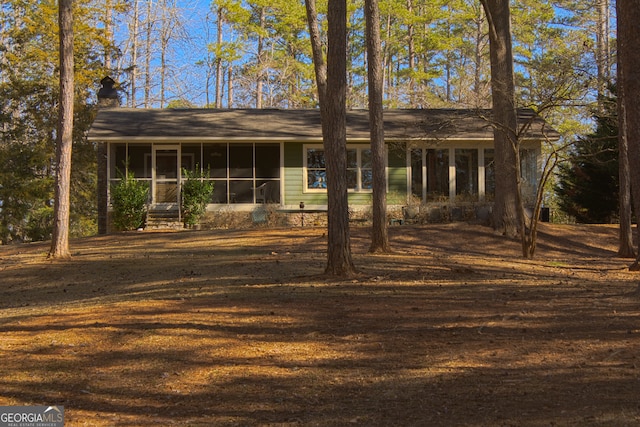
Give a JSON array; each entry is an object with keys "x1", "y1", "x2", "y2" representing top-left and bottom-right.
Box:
[{"x1": 113, "y1": 0, "x2": 217, "y2": 107}]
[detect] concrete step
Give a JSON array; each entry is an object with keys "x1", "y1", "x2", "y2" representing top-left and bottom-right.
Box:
[{"x1": 146, "y1": 210, "x2": 183, "y2": 230}]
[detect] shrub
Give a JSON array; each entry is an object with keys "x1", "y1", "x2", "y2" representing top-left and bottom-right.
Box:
[
  {"x1": 25, "y1": 206, "x2": 53, "y2": 242},
  {"x1": 111, "y1": 171, "x2": 149, "y2": 231},
  {"x1": 181, "y1": 167, "x2": 214, "y2": 227}
]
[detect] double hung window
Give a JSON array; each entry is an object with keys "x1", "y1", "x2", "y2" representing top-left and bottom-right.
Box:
[{"x1": 305, "y1": 146, "x2": 373, "y2": 192}]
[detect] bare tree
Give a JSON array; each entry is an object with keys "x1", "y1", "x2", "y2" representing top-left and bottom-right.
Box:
[
  {"x1": 144, "y1": 0, "x2": 154, "y2": 107},
  {"x1": 255, "y1": 6, "x2": 266, "y2": 109},
  {"x1": 49, "y1": 0, "x2": 74, "y2": 259},
  {"x1": 305, "y1": 0, "x2": 356, "y2": 276},
  {"x1": 129, "y1": 0, "x2": 139, "y2": 106},
  {"x1": 365, "y1": 0, "x2": 389, "y2": 253},
  {"x1": 215, "y1": 2, "x2": 224, "y2": 108},
  {"x1": 595, "y1": 0, "x2": 611, "y2": 110},
  {"x1": 157, "y1": 0, "x2": 187, "y2": 107}
]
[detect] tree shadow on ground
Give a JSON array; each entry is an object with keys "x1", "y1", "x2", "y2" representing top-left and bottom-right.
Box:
[{"x1": 0, "y1": 224, "x2": 639, "y2": 426}]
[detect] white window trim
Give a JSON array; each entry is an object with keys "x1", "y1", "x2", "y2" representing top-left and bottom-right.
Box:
[{"x1": 303, "y1": 144, "x2": 379, "y2": 193}]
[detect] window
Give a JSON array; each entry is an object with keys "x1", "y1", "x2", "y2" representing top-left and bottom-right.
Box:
[
  {"x1": 411, "y1": 148, "x2": 450, "y2": 201},
  {"x1": 109, "y1": 143, "x2": 152, "y2": 179},
  {"x1": 455, "y1": 148, "x2": 478, "y2": 200},
  {"x1": 520, "y1": 148, "x2": 538, "y2": 201},
  {"x1": 181, "y1": 144, "x2": 202, "y2": 174},
  {"x1": 410, "y1": 146, "x2": 538, "y2": 203},
  {"x1": 410, "y1": 149, "x2": 423, "y2": 200},
  {"x1": 305, "y1": 146, "x2": 373, "y2": 191},
  {"x1": 426, "y1": 149, "x2": 449, "y2": 201},
  {"x1": 202, "y1": 143, "x2": 281, "y2": 204},
  {"x1": 484, "y1": 149, "x2": 495, "y2": 200},
  {"x1": 306, "y1": 148, "x2": 326, "y2": 189},
  {"x1": 109, "y1": 142, "x2": 281, "y2": 206}
]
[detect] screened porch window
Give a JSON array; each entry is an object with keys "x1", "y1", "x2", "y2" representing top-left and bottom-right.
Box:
[
  {"x1": 201, "y1": 143, "x2": 281, "y2": 204},
  {"x1": 411, "y1": 148, "x2": 449, "y2": 202},
  {"x1": 455, "y1": 148, "x2": 478, "y2": 201},
  {"x1": 410, "y1": 146, "x2": 538, "y2": 203},
  {"x1": 108, "y1": 142, "x2": 280, "y2": 206},
  {"x1": 109, "y1": 143, "x2": 152, "y2": 179},
  {"x1": 108, "y1": 143, "x2": 152, "y2": 206}
]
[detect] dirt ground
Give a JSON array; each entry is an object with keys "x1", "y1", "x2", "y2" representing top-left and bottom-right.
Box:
[{"x1": 1, "y1": 222, "x2": 640, "y2": 426}]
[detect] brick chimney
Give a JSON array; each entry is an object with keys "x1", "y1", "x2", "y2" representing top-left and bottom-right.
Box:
[
  {"x1": 97, "y1": 76, "x2": 119, "y2": 108},
  {"x1": 96, "y1": 76, "x2": 119, "y2": 234}
]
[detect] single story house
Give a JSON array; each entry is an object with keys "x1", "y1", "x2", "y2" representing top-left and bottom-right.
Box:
[{"x1": 88, "y1": 93, "x2": 559, "y2": 233}]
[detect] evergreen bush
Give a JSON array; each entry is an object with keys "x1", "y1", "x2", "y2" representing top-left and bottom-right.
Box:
[
  {"x1": 25, "y1": 206, "x2": 53, "y2": 242},
  {"x1": 555, "y1": 96, "x2": 618, "y2": 223},
  {"x1": 181, "y1": 167, "x2": 215, "y2": 227},
  {"x1": 110, "y1": 171, "x2": 149, "y2": 231}
]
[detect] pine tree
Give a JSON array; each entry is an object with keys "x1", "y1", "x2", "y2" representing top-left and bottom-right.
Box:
[{"x1": 555, "y1": 99, "x2": 619, "y2": 223}]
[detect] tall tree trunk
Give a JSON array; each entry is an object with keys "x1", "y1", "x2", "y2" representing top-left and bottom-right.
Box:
[
  {"x1": 305, "y1": 0, "x2": 355, "y2": 276},
  {"x1": 256, "y1": 7, "x2": 266, "y2": 109},
  {"x1": 617, "y1": 0, "x2": 640, "y2": 269},
  {"x1": 144, "y1": 0, "x2": 153, "y2": 107},
  {"x1": 160, "y1": 19, "x2": 167, "y2": 108},
  {"x1": 618, "y1": 69, "x2": 635, "y2": 258},
  {"x1": 595, "y1": 0, "x2": 610, "y2": 110},
  {"x1": 406, "y1": 0, "x2": 416, "y2": 106},
  {"x1": 365, "y1": 0, "x2": 389, "y2": 253},
  {"x1": 228, "y1": 66, "x2": 234, "y2": 108},
  {"x1": 104, "y1": 0, "x2": 113, "y2": 71},
  {"x1": 130, "y1": 0, "x2": 139, "y2": 107},
  {"x1": 324, "y1": 0, "x2": 355, "y2": 276},
  {"x1": 480, "y1": 0, "x2": 520, "y2": 238},
  {"x1": 49, "y1": 0, "x2": 74, "y2": 259},
  {"x1": 215, "y1": 4, "x2": 223, "y2": 108},
  {"x1": 305, "y1": 0, "x2": 327, "y2": 105},
  {"x1": 474, "y1": 10, "x2": 484, "y2": 108}
]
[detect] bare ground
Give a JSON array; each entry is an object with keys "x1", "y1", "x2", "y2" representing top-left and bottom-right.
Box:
[{"x1": 0, "y1": 223, "x2": 639, "y2": 426}]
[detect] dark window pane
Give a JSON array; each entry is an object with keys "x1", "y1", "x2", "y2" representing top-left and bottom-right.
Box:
[
  {"x1": 156, "y1": 150, "x2": 178, "y2": 179},
  {"x1": 347, "y1": 149, "x2": 357, "y2": 168},
  {"x1": 203, "y1": 144, "x2": 227, "y2": 178},
  {"x1": 229, "y1": 180, "x2": 253, "y2": 203},
  {"x1": 111, "y1": 144, "x2": 127, "y2": 177},
  {"x1": 361, "y1": 170, "x2": 373, "y2": 189},
  {"x1": 129, "y1": 144, "x2": 151, "y2": 178},
  {"x1": 307, "y1": 149, "x2": 325, "y2": 168},
  {"x1": 455, "y1": 149, "x2": 478, "y2": 197},
  {"x1": 229, "y1": 144, "x2": 253, "y2": 178},
  {"x1": 520, "y1": 149, "x2": 536, "y2": 187},
  {"x1": 347, "y1": 170, "x2": 357, "y2": 189},
  {"x1": 255, "y1": 180, "x2": 280, "y2": 203},
  {"x1": 210, "y1": 180, "x2": 227, "y2": 203},
  {"x1": 427, "y1": 149, "x2": 449, "y2": 201},
  {"x1": 361, "y1": 149, "x2": 372, "y2": 168},
  {"x1": 181, "y1": 144, "x2": 202, "y2": 175},
  {"x1": 255, "y1": 144, "x2": 280, "y2": 178},
  {"x1": 411, "y1": 149, "x2": 422, "y2": 199},
  {"x1": 485, "y1": 149, "x2": 495, "y2": 199}
]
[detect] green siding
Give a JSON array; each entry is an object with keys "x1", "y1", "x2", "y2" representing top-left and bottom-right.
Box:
[
  {"x1": 283, "y1": 141, "x2": 409, "y2": 208},
  {"x1": 284, "y1": 142, "x2": 326, "y2": 206},
  {"x1": 387, "y1": 146, "x2": 407, "y2": 201}
]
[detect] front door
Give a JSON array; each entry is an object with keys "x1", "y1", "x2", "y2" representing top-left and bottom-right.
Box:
[{"x1": 153, "y1": 146, "x2": 180, "y2": 207}]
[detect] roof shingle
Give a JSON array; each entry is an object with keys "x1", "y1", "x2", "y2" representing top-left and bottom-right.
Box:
[{"x1": 88, "y1": 108, "x2": 559, "y2": 141}]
